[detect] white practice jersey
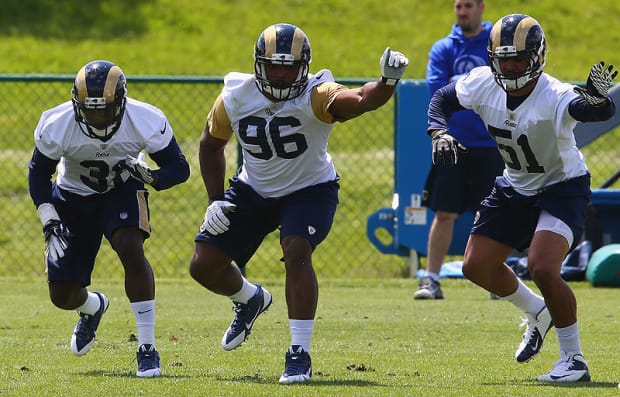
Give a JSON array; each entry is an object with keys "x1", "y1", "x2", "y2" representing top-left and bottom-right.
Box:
[
  {"x1": 456, "y1": 66, "x2": 588, "y2": 195},
  {"x1": 213, "y1": 70, "x2": 344, "y2": 198},
  {"x1": 34, "y1": 98, "x2": 174, "y2": 195}
]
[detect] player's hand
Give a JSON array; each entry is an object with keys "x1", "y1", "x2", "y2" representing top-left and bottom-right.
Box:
[
  {"x1": 43, "y1": 220, "x2": 71, "y2": 262},
  {"x1": 37, "y1": 203, "x2": 71, "y2": 262},
  {"x1": 574, "y1": 61, "x2": 618, "y2": 106},
  {"x1": 431, "y1": 129, "x2": 466, "y2": 166},
  {"x1": 122, "y1": 152, "x2": 154, "y2": 185},
  {"x1": 200, "y1": 200, "x2": 237, "y2": 235},
  {"x1": 380, "y1": 47, "x2": 409, "y2": 86}
]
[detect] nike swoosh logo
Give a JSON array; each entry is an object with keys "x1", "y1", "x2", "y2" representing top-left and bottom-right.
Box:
[
  {"x1": 160, "y1": 123, "x2": 167, "y2": 134},
  {"x1": 550, "y1": 372, "x2": 581, "y2": 380},
  {"x1": 138, "y1": 309, "x2": 153, "y2": 314},
  {"x1": 530, "y1": 336, "x2": 540, "y2": 351}
]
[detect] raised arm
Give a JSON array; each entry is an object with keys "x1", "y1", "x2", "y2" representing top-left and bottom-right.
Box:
[{"x1": 328, "y1": 47, "x2": 409, "y2": 122}]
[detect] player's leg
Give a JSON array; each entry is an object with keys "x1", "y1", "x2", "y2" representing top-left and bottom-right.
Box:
[
  {"x1": 531, "y1": 210, "x2": 590, "y2": 382},
  {"x1": 278, "y1": 180, "x2": 339, "y2": 384},
  {"x1": 190, "y1": 178, "x2": 275, "y2": 351},
  {"x1": 465, "y1": 177, "x2": 551, "y2": 363},
  {"x1": 418, "y1": 164, "x2": 466, "y2": 299},
  {"x1": 47, "y1": 187, "x2": 107, "y2": 357},
  {"x1": 104, "y1": 184, "x2": 160, "y2": 377}
]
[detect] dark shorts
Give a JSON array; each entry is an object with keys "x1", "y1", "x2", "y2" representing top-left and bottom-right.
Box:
[
  {"x1": 195, "y1": 176, "x2": 340, "y2": 266},
  {"x1": 422, "y1": 147, "x2": 504, "y2": 213},
  {"x1": 471, "y1": 174, "x2": 591, "y2": 251},
  {"x1": 47, "y1": 180, "x2": 150, "y2": 285}
]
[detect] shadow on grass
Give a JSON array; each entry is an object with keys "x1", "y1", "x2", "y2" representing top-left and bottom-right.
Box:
[
  {"x1": 217, "y1": 374, "x2": 382, "y2": 386},
  {"x1": 483, "y1": 379, "x2": 618, "y2": 389},
  {"x1": 80, "y1": 369, "x2": 193, "y2": 379}
]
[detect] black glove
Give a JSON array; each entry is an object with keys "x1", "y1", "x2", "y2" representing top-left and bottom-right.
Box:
[
  {"x1": 431, "y1": 129, "x2": 466, "y2": 167},
  {"x1": 43, "y1": 219, "x2": 71, "y2": 262},
  {"x1": 574, "y1": 61, "x2": 618, "y2": 106}
]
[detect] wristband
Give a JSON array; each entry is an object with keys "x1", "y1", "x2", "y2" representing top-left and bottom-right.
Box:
[
  {"x1": 37, "y1": 202, "x2": 60, "y2": 226},
  {"x1": 381, "y1": 77, "x2": 399, "y2": 86}
]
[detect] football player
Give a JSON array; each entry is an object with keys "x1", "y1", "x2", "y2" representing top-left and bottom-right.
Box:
[
  {"x1": 188, "y1": 23, "x2": 408, "y2": 383},
  {"x1": 28, "y1": 60, "x2": 190, "y2": 377},
  {"x1": 428, "y1": 14, "x2": 616, "y2": 382}
]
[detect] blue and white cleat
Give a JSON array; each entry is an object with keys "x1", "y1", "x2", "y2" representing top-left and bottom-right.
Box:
[
  {"x1": 279, "y1": 345, "x2": 312, "y2": 384},
  {"x1": 71, "y1": 291, "x2": 109, "y2": 356},
  {"x1": 537, "y1": 353, "x2": 590, "y2": 383},
  {"x1": 221, "y1": 284, "x2": 272, "y2": 351},
  {"x1": 136, "y1": 344, "x2": 161, "y2": 378},
  {"x1": 515, "y1": 305, "x2": 553, "y2": 363}
]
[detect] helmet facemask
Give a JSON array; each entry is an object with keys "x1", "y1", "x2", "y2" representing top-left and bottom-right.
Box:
[
  {"x1": 72, "y1": 60, "x2": 127, "y2": 141},
  {"x1": 487, "y1": 14, "x2": 547, "y2": 92},
  {"x1": 254, "y1": 23, "x2": 312, "y2": 101}
]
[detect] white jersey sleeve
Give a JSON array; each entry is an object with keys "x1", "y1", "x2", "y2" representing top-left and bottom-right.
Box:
[
  {"x1": 456, "y1": 67, "x2": 588, "y2": 195},
  {"x1": 33, "y1": 98, "x2": 174, "y2": 195},
  {"x1": 220, "y1": 70, "x2": 339, "y2": 198}
]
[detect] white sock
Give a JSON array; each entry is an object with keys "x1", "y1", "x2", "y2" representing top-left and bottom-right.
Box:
[
  {"x1": 424, "y1": 271, "x2": 440, "y2": 281},
  {"x1": 76, "y1": 291, "x2": 103, "y2": 315},
  {"x1": 556, "y1": 322, "x2": 582, "y2": 357},
  {"x1": 131, "y1": 300, "x2": 156, "y2": 347},
  {"x1": 228, "y1": 278, "x2": 257, "y2": 304},
  {"x1": 501, "y1": 279, "x2": 545, "y2": 315},
  {"x1": 289, "y1": 319, "x2": 314, "y2": 352}
]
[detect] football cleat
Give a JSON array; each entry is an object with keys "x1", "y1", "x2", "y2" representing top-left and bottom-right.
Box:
[
  {"x1": 413, "y1": 277, "x2": 444, "y2": 300},
  {"x1": 136, "y1": 344, "x2": 161, "y2": 378},
  {"x1": 537, "y1": 353, "x2": 591, "y2": 383},
  {"x1": 221, "y1": 284, "x2": 272, "y2": 351},
  {"x1": 71, "y1": 291, "x2": 109, "y2": 356},
  {"x1": 515, "y1": 305, "x2": 553, "y2": 363},
  {"x1": 279, "y1": 345, "x2": 312, "y2": 384}
]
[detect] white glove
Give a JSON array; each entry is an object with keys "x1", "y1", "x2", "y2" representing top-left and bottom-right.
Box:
[
  {"x1": 380, "y1": 47, "x2": 409, "y2": 86},
  {"x1": 574, "y1": 61, "x2": 618, "y2": 105},
  {"x1": 37, "y1": 203, "x2": 71, "y2": 262},
  {"x1": 122, "y1": 152, "x2": 154, "y2": 185},
  {"x1": 200, "y1": 200, "x2": 237, "y2": 235}
]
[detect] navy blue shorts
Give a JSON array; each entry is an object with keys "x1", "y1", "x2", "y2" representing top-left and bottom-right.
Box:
[
  {"x1": 47, "y1": 180, "x2": 150, "y2": 285},
  {"x1": 471, "y1": 174, "x2": 591, "y2": 251},
  {"x1": 422, "y1": 147, "x2": 504, "y2": 213},
  {"x1": 195, "y1": 176, "x2": 340, "y2": 266}
]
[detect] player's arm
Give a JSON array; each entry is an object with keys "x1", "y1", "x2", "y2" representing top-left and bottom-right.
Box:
[
  {"x1": 328, "y1": 47, "x2": 408, "y2": 122},
  {"x1": 28, "y1": 148, "x2": 70, "y2": 262},
  {"x1": 427, "y1": 82, "x2": 466, "y2": 134},
  {"x1": 199, "y1": 95, "x2": 231, "y2": 202},
  {"x1": 198, "y1": 95, "x2": 237, "y2": 235},
  {"x1": 570, "y1": 61, "x2": 617, "y2": 122},
  {"x1": 28, "y1": 148, "x2": 56, "y2": 207},
  {"x1": 144, "y1": 136, "x2": 190, "y2": 191},
  {"x1": 427, "y1": 82, "x2": 467, "y2": 166}
]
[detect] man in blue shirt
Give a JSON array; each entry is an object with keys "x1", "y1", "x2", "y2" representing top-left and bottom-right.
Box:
[{"x1": 415, "y1": 0, "x2": 504, "y2": 299}]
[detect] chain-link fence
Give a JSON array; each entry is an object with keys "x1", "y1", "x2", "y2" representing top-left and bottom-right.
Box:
[
  {"x1": 2, "y1": 76, "x2": 618, "y2": 280},
  {"x1": 0, "y1": 75, "x2": 408, "y2": 280}
]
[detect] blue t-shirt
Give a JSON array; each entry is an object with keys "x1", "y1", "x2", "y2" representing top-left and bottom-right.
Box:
[{"x1": 426, "y1": 21, "x2": 496, "y2": 148}]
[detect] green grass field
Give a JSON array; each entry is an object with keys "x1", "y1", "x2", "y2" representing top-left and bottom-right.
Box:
[
  {"x1": 1, "y1": 1, "x2": 620, "y2": 395},
  {"x1": 1, "y1": 277, "x2": 619, "y2": 396}
]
